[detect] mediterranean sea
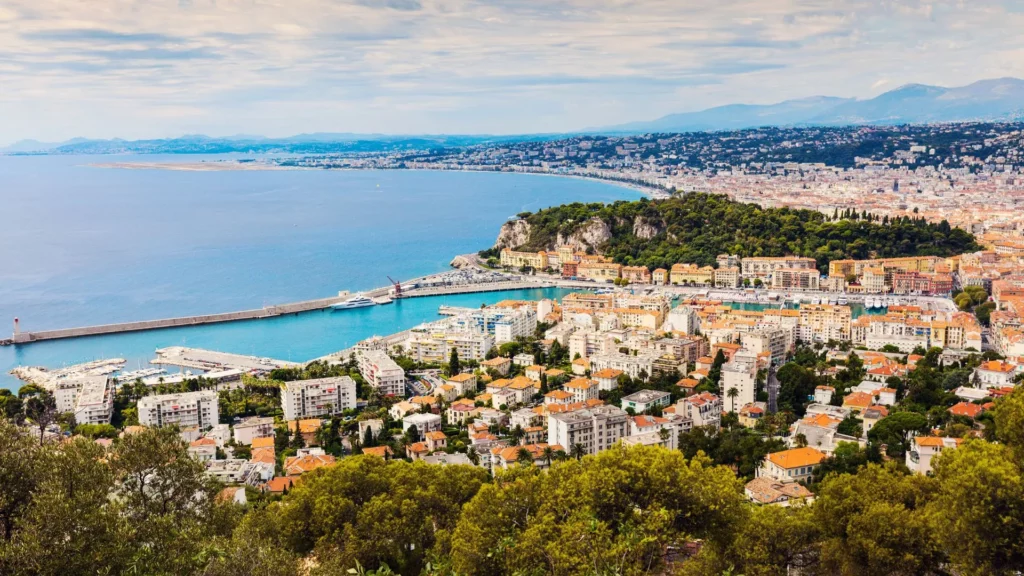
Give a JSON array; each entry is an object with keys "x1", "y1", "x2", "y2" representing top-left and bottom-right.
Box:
[{"x1": 0, "y1": 154, "x2": 642, "y2": 389}]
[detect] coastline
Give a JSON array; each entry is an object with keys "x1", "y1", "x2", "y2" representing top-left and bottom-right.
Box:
[{"x1": 88, "y1": 158, "x2": 662, "y2": 197}]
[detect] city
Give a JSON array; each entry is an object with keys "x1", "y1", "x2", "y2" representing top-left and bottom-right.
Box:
[{"x1": 4, "y1": 0, "x2": 1024, "y2": 574}]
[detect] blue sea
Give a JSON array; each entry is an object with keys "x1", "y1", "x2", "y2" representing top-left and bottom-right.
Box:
[{"x1": 0, "y1": 155, "x2": 641, "y2": 389}]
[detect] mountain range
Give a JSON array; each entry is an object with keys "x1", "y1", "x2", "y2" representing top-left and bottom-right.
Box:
[
  {"x1": 602, "y1": 77, "x2": 1024, "y2": 133},
  {"x1": 4, "y1": 77, "x2": 1024, "y2": 153}
]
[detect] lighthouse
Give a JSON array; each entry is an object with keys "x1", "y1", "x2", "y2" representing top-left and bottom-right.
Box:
[{"x1": 13, "y1": 318, "x2": 19, "y2": 336}]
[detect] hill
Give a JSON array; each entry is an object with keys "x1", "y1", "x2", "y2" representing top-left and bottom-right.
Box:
[
  {"x1": 604, "y1": 77, "x2": 1024, "y2": 133},
  {"x1": 491, "y1": 193, "x2": 980, "y2": 270}
]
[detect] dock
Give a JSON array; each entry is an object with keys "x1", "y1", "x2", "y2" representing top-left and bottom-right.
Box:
[
  {"x1": 7, "y1": 295, "x2": 345, "y2": 345},
  {"x1": 153, "y1": 347, "x2": 300, "y2": 372},
  {"x1": 3, "y1": 270, "x2": 550, "y2": 346}
]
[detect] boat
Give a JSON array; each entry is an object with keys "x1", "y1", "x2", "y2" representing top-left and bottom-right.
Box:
[
  {"x1": 332, "y1": 295, "x2": 375, "y2": 310},
  {"x1": 372, "y1": 296, "x2": 393, "y2": 305},
  {"x1": 837, "y1": 297, "x2": 848, "y2": 306}
]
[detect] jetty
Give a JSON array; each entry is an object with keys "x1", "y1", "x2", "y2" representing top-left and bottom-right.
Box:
[{"x1": 3, "y1": 269, "x2": 549, "y2": 346}]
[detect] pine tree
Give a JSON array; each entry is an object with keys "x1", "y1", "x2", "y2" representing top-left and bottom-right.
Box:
[{"x1": 448, "y1": 348, "x2": 461, "y2": 377}]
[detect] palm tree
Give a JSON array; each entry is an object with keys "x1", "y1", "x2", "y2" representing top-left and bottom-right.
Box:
[
  {"x1": 553, "y1": 449, "x2": 569, "y2": 462},
  {"x1": 542, "y1": 445, "x2": 555, "y2": 467},
  {"x1": 570, "y1": 443, "x2": 587, "y2": 461},
  {"x1": 727, "y1": 387, "x2": 739, "y2": 412},
  {"x1": 516, "y1": 447, "x2": 534, "y2": 467}
]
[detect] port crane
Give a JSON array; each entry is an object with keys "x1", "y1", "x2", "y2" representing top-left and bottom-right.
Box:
[{"x1": 387, "y1": 276, "x2": 403, "y2": 299}]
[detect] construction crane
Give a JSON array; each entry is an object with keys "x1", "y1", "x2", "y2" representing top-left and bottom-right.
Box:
[{"x1": 387, "y1": 276, "x2": 403, "y2": 299}]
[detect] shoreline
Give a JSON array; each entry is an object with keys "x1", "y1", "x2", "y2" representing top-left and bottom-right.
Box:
[{"x1": 87, "y1": 158, "x2": 663, "y2": 197}]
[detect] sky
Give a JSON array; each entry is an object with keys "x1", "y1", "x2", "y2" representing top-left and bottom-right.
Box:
[{"x1": 2, "y1": 0, "x2": 1024, "y2": 143}]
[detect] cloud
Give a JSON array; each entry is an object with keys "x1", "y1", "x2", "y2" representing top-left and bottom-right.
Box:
[{"x1": 1, "y1": 0, "x2": 1023, "y2": 141}]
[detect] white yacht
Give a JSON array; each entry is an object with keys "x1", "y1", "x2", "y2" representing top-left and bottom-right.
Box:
[
  {"x1": 837, "y1": 296, "x2": 849, "y2": 306},
  {"x1": 332, "y1": 295, "x2": 375, "y2": 310}
]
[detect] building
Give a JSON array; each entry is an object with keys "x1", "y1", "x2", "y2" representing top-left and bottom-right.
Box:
[
  {"x1": 403, "y1": 412, "x2": 443, "y2": 435},
  {"x1": 758, "y1": 447, "x2": 827, "y2": 483},
  {"x1": 714, "y1": 266, "x2": 742, "y2": 288},
  {"x1": 358, "y1": 351, "x2": 406, "y2": 396},
  {"x1": 547, "y1": 405, "x2": 629, "y2": 456},
  {"x1": 906, "y1": 436, "x2": 962, "y2": 475},
  {"x1": 589, "y1": 352, "x2": 658, "y2": 381},
  {"x1": 405, "y1": 330, "x2": 495, "y2": 363},
  {"x1": 500, "y1": 248, "x2": 548, "y2": 270},
  {"x1": 480, "y1": 356, "x2": 512, "y2": 376},
  {"x1": 233, "y1": 416, "x2": 274, "y2": 445},
  {"x1": 676, "y1": 392, "x2": 722, "y2": 428},
  {"x1": 744, "y1": 477, "x2": 815, "y2": 506},
  {"x1": 138, "y1": 390, "x2": 219, "y2": 430},
  {"x1": 577, "y1": 262, "x2": 622, "y2": 282},
  {"x1": 797, "y1": 304, "x2": 852, "y2": 343},
  {"x1": 972, "y1": 360, "x2": 1023, "y2": 389},
  {"x1": 281, "y1": 376, "x2": 357, "y2": 421},
  {"x1": 564, "y1": 378, "x2": 600, "y2": 403},
  {"x1": 772, "y1": 268, "x2": 820, "y2": 290},
  {"x1": 741, "y1": 328, "x2": 788, "y2": 367},
  {"x1": 741, "y1": 257, "x2": 816, "y2": 279},
  {"x1": 72, "y1": 376, "x2": 114, "y2": 426},
  {"x1": 720, "y1": 350, "x2": 758, "y2": 411},
  {"x1": 620, "y1": 390, "x2": 672, "y2": 414},
  {"x1": 562, "y1": 292, "x2": 615, "y2": 311},
  {"x1": 449, "y1": 306, "x2": 537, "y2": 344},
  {"x1": 670, "y1": 263, "x2": 714, "y2": 286},
  {"x1": 892, "y1": 271, "x2": 954, "y2": 295},
  {"x1": 621, "y1": 266, "x2": 652, "y2": 284}
]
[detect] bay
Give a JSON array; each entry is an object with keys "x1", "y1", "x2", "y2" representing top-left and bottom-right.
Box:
[{"x1": 0, "y1": 155, "x2": 641, "y2": 389}]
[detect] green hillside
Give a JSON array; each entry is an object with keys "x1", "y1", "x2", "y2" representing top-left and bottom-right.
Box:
[{"x1": 509, "y1": 193, "x2": 979, "y2": 270}]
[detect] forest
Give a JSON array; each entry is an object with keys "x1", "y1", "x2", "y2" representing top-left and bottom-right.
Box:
[{"x1": 505, "y1": 193, "x2": 980, "y2": 271}]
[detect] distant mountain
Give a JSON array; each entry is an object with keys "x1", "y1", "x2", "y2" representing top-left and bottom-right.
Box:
[{"x1": 601, "y1": 77, "x2": 1024, "y2": 133}]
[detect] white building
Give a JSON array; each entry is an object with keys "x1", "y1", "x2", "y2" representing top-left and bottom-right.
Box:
[
  {"x1": 449, "y1": 307, "x2": 537, "y2": 344},
  {"x1": 757, "y1": 447, "x2": 827, "y2": 483},
  {"x1": 906, "y1": 436, "x2": 962, "y2": 475},
  {"x1": 741, "y1": 328, "x2": 789, "y2": 367},
  {"x1": 721, "y1": 350, "x2": 758, "y2": 411},
  {"x1": 233, "y1": 416, "x2": 275, "y2": 445},
  {"x1": 971, "y1": 360, "x2": 1022, "y2": 389},
  {"x1": 403, "y1": 412, "x2": 442, "y2": 435},
  {"x1": 547, "y1": 405, "x2": 629, "y2": 456},
  {"x1": 666, "y1": 305, "x2": 700, "y2": 335},
  {"x1": 620, "y1": 390, "x2": 672, "y2": 414},
  {"x1": 405, "y1": 330, "x2": 495, "y2": 363},
  {"x1": 589, "y1": 352, "x2": 658, "y2": 381},
  {"x1": 138, "y1": 390, "x2": 219, "y2": 430},
  {"x1": 73, "y1": 376, "x2": 114, "y2": 425},
  {"x1": 281, "y1": 376, "x2": 357, "y2": 421},
  {"x1": 358, "y1": 351, "x2": 406, "y2": 396},
  {"x1": 676, "y1": 393, "x2": 722, "y2": 429}
]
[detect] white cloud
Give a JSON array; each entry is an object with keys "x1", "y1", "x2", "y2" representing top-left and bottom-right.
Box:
[{"x1": 1, "y1": 0, "x2": 1023, "y2": 142}]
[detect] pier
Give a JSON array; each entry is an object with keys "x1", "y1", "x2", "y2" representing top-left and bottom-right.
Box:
[{"x1": 3, "y1": 270, "x2": 543, "y2": 346}]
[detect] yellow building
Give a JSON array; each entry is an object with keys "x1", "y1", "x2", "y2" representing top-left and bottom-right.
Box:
[
  {"x1": 577, "y1": 261, "x2": 622, "y2": 281},
  {"x1": 500, "y1": 248, "x2": 548, "y2": 270},
  {"x1": 652, "y1": 268, "x2": 668, "y2": 285},
  {"x1": 562, "y1": 292, "x2": 615, "y2": 311},
  {"x1": 713, "y1": 266, "x2": 741, "y2": 288},
  {"x1": 741, "y1": 257, "x2": 816, "y2": 279},
  {"x1": 772, "y1": 268, "x2": 820, "y2": 290},
  {"x1": 670, "y1": 263, "x2": 714, "y2": 286},
  {"x1": 621, "y1": 265, "x2": 652, "y2": 284},
  {"x1": 612, "y1": 308, "x2": 661, "y2": 330}
]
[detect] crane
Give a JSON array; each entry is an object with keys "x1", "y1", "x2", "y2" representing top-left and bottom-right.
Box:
[{"x1": 387, "y1": 276, "x2": 403, "y2": 299}]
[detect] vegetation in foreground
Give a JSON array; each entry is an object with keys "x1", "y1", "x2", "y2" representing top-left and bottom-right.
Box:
[{"x1": 1, "y1": 385, "x2": 1023, "y2": 576}]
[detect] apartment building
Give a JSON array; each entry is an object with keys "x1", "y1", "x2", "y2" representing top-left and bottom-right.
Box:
[
  {"x1": 405, "y1": 330, "x2": 494, "y2": 363},
  {"x1": 281, "y1": 376, "x2": 357, "y2": 421},
  {"x1": 675, "y1": 392, "x2": 722, "y2": 428},
  {"x1": 721, "y1": 350, "x2": 758, "y2": 410},
  {"x1": 714, "y1": 266, "x2": 741, "y2": 288},
  {"x1": 73, "y1": 376, "x2": 114, "y2": 426},
  {"x1": 741, "y1": 328, "x2": 788, "y2": 367},
  {"x1": 741, "y1": 257, "x2": 816, "y2": 279},
  {"x1": 450, "y1": 307, "x2": 537, "y2": 344},
  {"x1": 590, "y1": 352, "x2": 659, "y2": 381},
  {"x1": 797, "y1": 304, "x2": 852, "y2": 343},
  {"x1": 644, "y1": 336, "x2": 706, "y2": 364},
  {"x1": 562, "y1": 292, "x2": 615, "y2": 311},
  {"x1": 577, "y1": 262, "x2": 622, "y2": 281},
  {"x1": 670, "y1": 263, "x2": 714, "y2": 285},
  {"x1": 138, "y1": 390, "x2": 219, "y2": 429},
  {"x1": 772, "y1": 268, "x2": 820, "y2": 290},
  {"x1": 612, "y1": 308, "x2": 661, "y2": 330},
  {"x1": 621, "y1": 265, "x2": 652, "y2": 284},
  {"x1": 547, "y1": 405, "x2": 629, "y2": 456},
  {"x1": 500, "y1": 248, "x2": 549, "y2": 269},
  {"x1": 358, "y1": 351, "x2": 407, "y2": 396},
  {"x1": 892, "y1": 271, "x2": 954, "y2": 295}
]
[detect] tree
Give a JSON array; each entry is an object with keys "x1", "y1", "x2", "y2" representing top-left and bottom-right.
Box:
[
  {"x1": 515, "y1": 447, "x2": 534, "y2": 467},
  {"x1": 867, "y1": 411, "x2": 928, "y2": 457},
  {"x1": 707, "y1": 349, "x2": 727, "y2": 391},
  {"x1": 448, "y1": 348, "x2": 461, "y2": 377},
  {"x1": 994, "y1": 386, "x2": 1024, "y2": 458},
  {"x1": 362, "y1": 426, "x2": 376, "y2": 449},
  {"x1": 570, "y1": 443, "x2": 587, "y2": 460},
  {"x1": 929, "y1": 440, "x2": 1024, "y2": 575},
  {"x1": 814, "y1": 462, "x2": 942, "y2": 576},
  {"x1": 727, "y1": 387, "x2": 739, "y2": 412},
  {"x1": 406, "y1": 424, "x2": 420, "y2": 444},
  {"x1": 21, "y1": 390, "x2": 56, "y2": 445}
]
